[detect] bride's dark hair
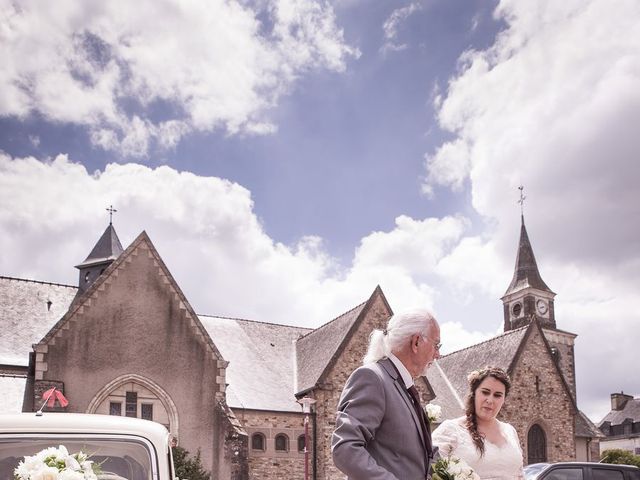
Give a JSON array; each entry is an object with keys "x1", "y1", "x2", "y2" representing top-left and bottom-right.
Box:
[{"x1": 464, "y1": 366, "x2": 511, "y2": 456}]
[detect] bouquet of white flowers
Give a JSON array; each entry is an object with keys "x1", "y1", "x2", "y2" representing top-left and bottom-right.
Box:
[
  {"x1": 424, "y1": 403, "x2": 442, "y2": 423},
  {"x1": 431, "y1": 455, "x2": 479, "y2": 480},
  {"x1": 14, "y1": 445, "x2": 98, "y2": 480}
]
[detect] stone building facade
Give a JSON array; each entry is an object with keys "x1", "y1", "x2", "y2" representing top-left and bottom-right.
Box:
[{"x1": 0, "y1": 216, "x2": 602, "y2": 478}]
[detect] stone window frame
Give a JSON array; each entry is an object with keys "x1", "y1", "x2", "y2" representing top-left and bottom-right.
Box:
[
  {"x1": 297, "y1": 434, "x2": 306, "y2": 453},
  {"x1": 251, "y1": 432, "x2": 266, "y2": 451},
  {"x1": 246, "y1": 427, "x2": 307, "y2": 459},
  {"x1": 274, "y1": 433, "x2": 289, "y2": 452},
  {"x1": 525, "y1": 420, "x2": 549, "y2": 464}
]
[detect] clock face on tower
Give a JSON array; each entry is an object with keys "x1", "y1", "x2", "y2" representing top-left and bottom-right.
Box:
[{"x1": 536, "y1": 299, "x2": 548, "y2": 314}]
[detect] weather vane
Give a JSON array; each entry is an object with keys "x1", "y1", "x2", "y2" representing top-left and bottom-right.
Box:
[
  {"x1": 106, "y1": 205, "x2": 117, "y2": 225},
  {"x1": 517, "y1": 185, "x2": 526, "y2": 215}
]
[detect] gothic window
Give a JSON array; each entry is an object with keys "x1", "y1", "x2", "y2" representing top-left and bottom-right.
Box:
[
  {"x1": 109, "y1": 402, "x2": 121, "y2": 416},
  {"x1": 297, "y1": 435, "x2": 306, "y2": 453},
  {"x1": 125, "y1": 391, "x2": 138, "y2": 417},
  {"x1": 527, "y1": 424, "x2": 547, "y2": 464},
  {"x1": 141, "y1": 403, "x2": 153, "y2": 421},
  {"x1": 251, "y1": 433, "x2": 265, "y2": 451},
  {"x1": 275, "y1": 433, "x2": 289, "y2": 452}
]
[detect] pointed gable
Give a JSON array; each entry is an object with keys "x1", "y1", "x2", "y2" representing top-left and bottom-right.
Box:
[
  {"x1": 36, "y1": 231, "x2": 226, "y2": 379},
  {"x1": 426, "y1": 326, "x2": 529, "y2": 417},
  {"x1": 504, "y1": 216, "x2": 554, "y2": 297},
  {"x1": 295, "y1": 286, "x2": 391, "y2": 396}
]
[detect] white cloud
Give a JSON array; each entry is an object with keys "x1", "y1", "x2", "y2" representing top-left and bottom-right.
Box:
[
  {"x1": 0, "y1": 153, "x2": 468, "y2": 330},
  {"x1": 380, "y1": 2, "x2": 422, "y2": 55},
  {"x1": 0, "y1": 0, "x2": 358, "y2": 157},
  {"x1": 424, "y1": 0, "x2": 640, "y2": 420}
]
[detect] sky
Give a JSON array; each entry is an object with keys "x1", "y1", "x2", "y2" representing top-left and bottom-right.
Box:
[{"x1": 1, "y1": 0, "x2": 639, "y2": 424}]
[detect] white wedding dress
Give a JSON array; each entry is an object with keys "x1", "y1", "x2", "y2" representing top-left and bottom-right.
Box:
[{"x1": 432, "y1": 418, "x2": 524, "y2": 480}]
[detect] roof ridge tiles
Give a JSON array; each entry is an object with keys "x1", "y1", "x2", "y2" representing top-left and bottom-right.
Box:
[
  {"x1": 0, "y1": 275, "x2": 77, "y2": 289},
  {"x1": 198, "y1": 313, "x2": 312, "y2": 331},
  {"x1": 297, "y1": 299, "x2": 368, "y2": 341},
  {"x1": 438, "y1": 324, "x2": 528, "y2": 359}
]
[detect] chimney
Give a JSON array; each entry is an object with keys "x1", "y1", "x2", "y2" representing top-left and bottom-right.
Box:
[{"x1": 611, "y1": 392, "x2": 633, "y2": 411}]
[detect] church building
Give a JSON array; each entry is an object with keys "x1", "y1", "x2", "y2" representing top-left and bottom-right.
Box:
[{"x1": 0, "y1": 215, "x2": 602, "y2": 478}]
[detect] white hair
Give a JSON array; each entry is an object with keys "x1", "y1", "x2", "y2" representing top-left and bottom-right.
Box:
[{"x1": 363, "y1": 308, "x2": 437, "y2": 364}]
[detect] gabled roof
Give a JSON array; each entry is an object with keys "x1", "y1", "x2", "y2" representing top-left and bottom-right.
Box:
[
  {"x1": 39, "y1": 232, "x2": 225, "y2": 364},
  {"x1": 199, "y1": 316, "x2": 310, "y2": 412},
  {"x1": 295, "y1": 286, "x2": 391, "y2": 396},
  {"x1": 503, "y1": 216, "x2": 554, "y2": 297},
  {"x1": 426, "y1": 326, "x2": 529, "y2": 411},
  {"x1": 599, "y1": 397, "x2": 640, "y2": 426},
  {"x1": 576, "y1": 410, "x2": 605, "y2": 438},
  {"x1": 75, "y1": 224, "x2": 124, "y2": 268},
  {"x1": 0, "y1": 276, "x2": 76, "y2": 366}
]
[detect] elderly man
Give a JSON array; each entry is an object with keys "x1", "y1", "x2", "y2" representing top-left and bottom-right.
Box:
[{"x1": 332, "y1": 309, "x2": 441, "y2": 479}]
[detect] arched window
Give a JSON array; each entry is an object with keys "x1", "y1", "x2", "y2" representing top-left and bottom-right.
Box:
[
  {"x1": 297, "y1": 434, "x2": 306, "y2": 453},
  {"x1": 275, "y1": 433, "x2": 289, "y2": 452},
  {"x1": 527, "y1": 424, "x2": 547, "y2": 464},
  {"x1": 251, "y1": 433, "x2": 266, "y2": 451}
]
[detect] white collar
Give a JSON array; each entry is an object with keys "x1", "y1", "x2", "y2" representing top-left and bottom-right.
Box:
[{"x1": 388, "y1": 352, "x2": 414, "y2": 388}]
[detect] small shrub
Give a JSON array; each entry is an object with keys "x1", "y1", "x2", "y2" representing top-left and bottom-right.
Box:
[
  {"x1": 172, "y1": 446, "x2": 211, "y2": 480},
  {"x1": 600, "y1": 449, "x2": 640, "y2": 467}
]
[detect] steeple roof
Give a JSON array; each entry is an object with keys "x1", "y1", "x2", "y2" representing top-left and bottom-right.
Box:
[
  {"x1": 503, "y1": 215, "x2": 554, "y2": 297},
  {"x1": 75, "y1": 224, "x2": 124, "y2": 268}
]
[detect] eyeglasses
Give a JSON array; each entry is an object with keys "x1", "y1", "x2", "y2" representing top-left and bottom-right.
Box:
[{"x1": 421, "y1": 335, "x2": 442, "y2": 351}]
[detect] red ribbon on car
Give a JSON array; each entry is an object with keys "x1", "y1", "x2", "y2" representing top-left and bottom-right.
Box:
[{"x1": 42, "y1": 388, "x2": 69, "y2": 408}]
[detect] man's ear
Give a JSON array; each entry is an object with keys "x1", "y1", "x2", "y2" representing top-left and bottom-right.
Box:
[{"x1": 411, "y1": 333, "x2": 421, "y2": 352}]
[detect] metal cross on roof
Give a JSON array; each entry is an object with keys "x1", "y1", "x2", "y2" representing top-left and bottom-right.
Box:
[
  {"x1": 517, "y1": 185, "x2": 526, "y2": 215},
  {"x1": 106, "y1": 205, "x2": 117, "y2": 225}
]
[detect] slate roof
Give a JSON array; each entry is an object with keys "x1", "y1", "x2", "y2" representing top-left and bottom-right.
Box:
[
  {"x1": 75, "y1": 224, "x2": 124, "y2": 268},
  {"x1": 199, "y1": 315, "x2": 311, "y2": 412},
  {"x1": 503, "y1": 216, "x2": 554, "y2": 297},
  {"x1": 426, "y1": 326, "x2": 529, "y2": 419},
  {"x1": 0, "y1": 375, "x2": 27, "y2": 413},
  {"x1": 599, "y1": 397, "x2": 640, "y2": 426},
  {"x1": 576, "y1": 410, "x2": 605, "y2": 438},
  {"x1": 295, "y1": 300, "x2": 368, "y2": 395},
  {"x1": 0, "y1": 276, "x2": 77, "y2": 366}
]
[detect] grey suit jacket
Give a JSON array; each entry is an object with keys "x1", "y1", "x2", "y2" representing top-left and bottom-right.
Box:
[{"x1": 331, "y1": 358, "x2": 432, "y2": 480}]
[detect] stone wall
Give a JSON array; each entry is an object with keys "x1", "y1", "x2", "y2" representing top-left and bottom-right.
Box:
[
  {"x1": 314, "y1": 292, "x2": 392, "y2": 480},
  {"x1": 501, "y1": 326, "x2": 576, "y2": 463},
  {"x1": 35, "y1": 238, "x2": 227, "y2": 477},
  {"x1": 235, "y1": 409, "x2": 307, "y2": 479}
]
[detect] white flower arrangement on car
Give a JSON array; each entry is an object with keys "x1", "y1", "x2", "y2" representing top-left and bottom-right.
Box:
[
  {"x1": 14, "y1": 445, "x2": 98, "y2": 480},
  {"x1": 432, "y1": 455, "x2": 479, "y2": 480},
  {"x1": 424, "y1": 403, "x2": 442, "y2": 423}
]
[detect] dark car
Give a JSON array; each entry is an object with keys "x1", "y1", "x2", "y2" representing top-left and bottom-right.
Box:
[{"x1": 524, "y1": 462, "x2": 640, "y2": 480}]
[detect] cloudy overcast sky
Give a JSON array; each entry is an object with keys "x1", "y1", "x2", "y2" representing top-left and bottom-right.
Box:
[{"x1": 1, "y1": 0, "x2": 638, "y2": 423}]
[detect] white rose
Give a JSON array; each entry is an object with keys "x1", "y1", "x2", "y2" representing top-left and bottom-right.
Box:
[
  {"x1": 58, "y1": 470, "x2": 84, "y2": 480},
  {"x1": 65, "y1": 456, "x2": 81, "y2": 471},
  {"x1": 32, "y1": 466, "x2": 59, "y2": 480},
  {"x1": 425, "y1": 404, "x2": 442, "y2": 422}
]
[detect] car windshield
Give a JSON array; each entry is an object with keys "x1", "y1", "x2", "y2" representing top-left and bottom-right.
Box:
[
  {"x1": 524, "y1": 463, "x2": 551, "y2": 479},
  {"x1": 0, "y1": 437, "x2": 155, "y2": 480}
]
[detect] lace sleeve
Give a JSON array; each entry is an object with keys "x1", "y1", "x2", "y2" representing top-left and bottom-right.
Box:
[{"x1": 431, "y1": 420, "x2": 461, "y2": 458}]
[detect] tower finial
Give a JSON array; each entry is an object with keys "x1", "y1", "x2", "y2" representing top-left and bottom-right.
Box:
[
  {"x1": 106, "y1": 205, "x2": 117, "y2": 225},
  {"x1": 517, "y1": 185, "x2": 526, "y2": 216}
]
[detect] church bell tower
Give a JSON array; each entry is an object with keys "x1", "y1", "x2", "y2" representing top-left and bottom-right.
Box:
[
  {"x1": 501, "y1": 214, "x2": 556, "y2": 332},
  {"x1": 75, "y1": 207, "x2": 124, "y2": 296}
]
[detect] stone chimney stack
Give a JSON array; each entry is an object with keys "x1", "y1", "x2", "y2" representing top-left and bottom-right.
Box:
[{"x1": 611, "y1": 392, "x2": 633, "y2": 411}]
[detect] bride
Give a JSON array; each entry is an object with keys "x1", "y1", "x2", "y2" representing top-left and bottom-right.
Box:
[{"x1": 431, "y1": 366, "x2": 524, "y2": 479}]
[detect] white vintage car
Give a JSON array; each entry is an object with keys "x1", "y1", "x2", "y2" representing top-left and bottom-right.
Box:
[{"x1": 0, "y1": 413, "x2": 176, "y2": 480}]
